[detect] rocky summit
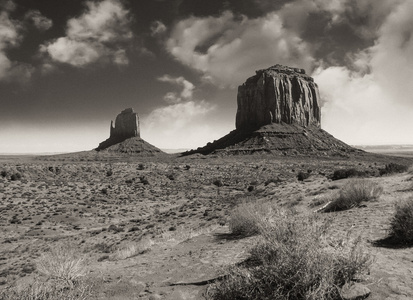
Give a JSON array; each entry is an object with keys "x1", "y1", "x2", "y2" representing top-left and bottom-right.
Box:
[
  {"x1": 184, "y1": 65, "x2": 360, "y2": 156},
  {"x1": 96, "y1": 108, "x2": 163, "y2": 155}
]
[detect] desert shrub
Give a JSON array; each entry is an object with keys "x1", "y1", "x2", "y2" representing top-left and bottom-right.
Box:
[
  {"x1": 209, "y1": 211, "x2": 371, "y2": 300},
  {"x1": 36, "y1": 243, "x2": 88, "y2": 286},
  {"x1": 332, "y1": 168, "x2": 366, "y2": 181},
  {"x1": 228, "y1": 200, "x2": 278, "y2": 237},
  {"x1": 388, "y1": 198, "x2": 413, "y2": 245},
  {"x1": 323, "y1": 179, "x2": 383, "y2": 212},
  {"x1": 212, "y1": 179, "x2": 223, "y2": 187},
  {"x1": 0, "y1": 170, "x2": 7, "y2": 177},
  {"x1": 0, "y1": 280, "x2": 91, "y2": 300},
  {"x1": 106, "y1": 169, "x2": 113, "y2": 177},
  {"x1": 140, "y1": 176, "x2": 149, "y2": 185},
  {"x1": 297, "y1": 171, "x2": 310, "y2": 181},
  {"x1": 166, "y1": 173, "x2": 175, "y2": 180},
  {"x1": 10, "y1": 172, "x2": 21, "y2": 181},
  {"x1": 379, "y1": 163, "x2": 409, "y2": 176}
]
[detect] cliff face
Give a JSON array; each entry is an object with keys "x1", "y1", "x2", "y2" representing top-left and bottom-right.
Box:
[{"x1": 236, "y1": 65, "x2": 321, "y2": 131}]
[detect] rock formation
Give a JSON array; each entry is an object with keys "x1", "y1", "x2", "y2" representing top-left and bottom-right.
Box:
[
  {"x1": 184, "y1": 65, "x2": 361, "y2": 156},
  {"x1": 110, "y1": 108, "x2": 140, "y2": 139},
  {"x1": 96, "y1": 108, "x2": 164, "y2": 155},
  {"x1": 236, "y1": 65, "x2": 320, "y2": 130}
]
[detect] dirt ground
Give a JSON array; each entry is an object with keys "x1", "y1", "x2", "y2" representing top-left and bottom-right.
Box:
[{"x1": 0, "y1": 152, "x2": 412, "y2": 299}]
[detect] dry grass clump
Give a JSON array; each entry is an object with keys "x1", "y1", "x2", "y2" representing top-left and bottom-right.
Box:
[
  {"x1": 209, "y1": 211, "x2": 371, "y2": 300},
  {"x1": 0, "y1": 280, "x2": 91, "y2": 300},
  {"x1": 323, "y1": 179, "x2": 383, "y2": 212},
  {"x1": 388, "y1": 198, "x2": 413, "y2": 245},
  {"x1": 228, "y1": 200, "x2": 278, "y2": 237},
  {"x1": 112, "y1": 238, "x2": 154, "y2": 260},
  {"x1": 36, "y1": 243, "x2": 88, "y2": 287}
]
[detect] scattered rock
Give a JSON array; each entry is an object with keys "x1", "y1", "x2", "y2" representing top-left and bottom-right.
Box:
[{"x1": 341, "y1": 282, "x2": 371, "y2": 300}]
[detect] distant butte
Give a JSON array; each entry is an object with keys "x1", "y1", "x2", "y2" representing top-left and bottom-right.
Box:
[
  {"x1": 96, "y1": 108, "x2": 164, "y2": 155},
  {"x1": 184, "y1": 65, "x2": 362, "y2": 156}
]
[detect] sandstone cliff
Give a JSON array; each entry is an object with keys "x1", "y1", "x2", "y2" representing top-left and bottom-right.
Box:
[
  {"x1": 184, "y1": 65, "x2": 360, "y2": 156},
  {"x1": 236, "y1": 65, "x2": 321, "y2": 130}
]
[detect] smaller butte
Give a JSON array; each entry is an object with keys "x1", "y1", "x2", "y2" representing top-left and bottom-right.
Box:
[{"x1": 96, "y1": 108, "x2": 164, "y2": 155}]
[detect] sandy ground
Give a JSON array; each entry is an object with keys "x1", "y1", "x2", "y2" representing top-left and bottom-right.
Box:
[{"x1": 0, "y1": 153, "x2": 412, "y2": 299}]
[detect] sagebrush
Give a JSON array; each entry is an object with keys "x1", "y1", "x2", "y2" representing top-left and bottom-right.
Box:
[
  {"x1": 36, "y1": 243, "x2": 88, "y2": 286},
  {"x1": 209, "y1": 210, "x2": 371, "y2": 300},
  {"x1": 323, "y1": 179, "x2": 383, "y2": 212},
  {"x1": 389, "y1": 198, "x2": 413, "y2": 245}
]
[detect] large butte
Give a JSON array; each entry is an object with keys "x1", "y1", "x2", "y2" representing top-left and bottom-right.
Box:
[{"x1": 184, "y1": 65, "x2": 363, "y2": 157}]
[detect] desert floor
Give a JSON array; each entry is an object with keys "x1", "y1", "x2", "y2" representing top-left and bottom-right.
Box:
[{"x1": 0, "y1": 151, "x2": 412, "y2": 299}]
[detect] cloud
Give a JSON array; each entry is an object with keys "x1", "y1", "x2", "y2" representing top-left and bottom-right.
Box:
[
  {"x1": 142, "y1": 100, "x2": 216, "y2": 149},
  {"x1": 165, "y1": 11, "x2": 314, "y2": 87},
  {"x1": 157, "y1": 74, "x2": 194, "y2": 103},
  {"x1": 313, "y1": 0, "x2": 413, "y2": 145},
  {"x1": 0, "y1": 6, "x2": 34, "y2": 82},
  {"x1": 41, "y1": 0, "x2": 133, "y2": 67},
  {"x1": 25, "y1": 10, "x2": 53, "y2": 31},
  {"x1": 150, "y1": 20, "x2": 166, "y2": 36},
  {"x1": 369, "y1": 0, "x2": 413, "y2": 106},
  {"x1": 142, "y1": 75, "x2": 216, "y2": 148}
]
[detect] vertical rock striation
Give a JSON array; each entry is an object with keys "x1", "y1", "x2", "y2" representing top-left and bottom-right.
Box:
[{"x1": 236, "y1": 64, "x2": 321, "y2": 131}]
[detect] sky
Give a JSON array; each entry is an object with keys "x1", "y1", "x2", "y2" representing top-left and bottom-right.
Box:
[{"x1": 0, "y1": 0, "x2": 412, "y2": 153}]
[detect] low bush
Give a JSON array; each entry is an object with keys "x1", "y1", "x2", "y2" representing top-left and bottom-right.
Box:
[
  {"x1": 297, "y1": 171, "x2": 310, "y2": 181},
  {"x1": 379, "y1": 163, "x2": 409, "y2": 176},
  {"x1": 10, "y1": 172, "x2": 22, "y2": 181},
  {"x1": 228, "y1": 200, "x2": 278, "y2": 237},
  {"x1": 388, "y1": 198, "x2": 413, "y2": 245},
  {"x1": 331, "y1": 168, "x2": 366, "y2": 181},
  {"x1": 36, "y1": 243, "x2": 88, "y2": 286},
  {"x1": 323, "y1": 179, "x2": 383, "y2": 212},
  {"x1": 209, "y1": 211, "x2": 371, "y2": 300}
]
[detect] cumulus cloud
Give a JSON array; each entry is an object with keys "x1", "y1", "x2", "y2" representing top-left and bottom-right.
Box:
[
  {"x1": 165, "y1": 11, "x2": 314, "y2": 87},
  {"x1": 41, "y1": 0, "x2": 132, "y2": 67},
  {"x1": 0, "y1": 5, "x2": 34, "y2": 82},
  {"x1": 313, "y1": 0, "x2": 413, "y2": 145},
  {"x1": 157, "y1": 74, "x2": 194, "y2": 103},
  {"x1": 25, "y1": 10, "x2": 53, "y2": 31},
  {"x1": 142, "y1": 75, "x2": 216, "y2": 149}
]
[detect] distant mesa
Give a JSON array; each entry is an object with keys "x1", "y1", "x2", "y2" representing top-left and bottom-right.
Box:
[
  {"x1": 96, "y1": 108, "x2": 163, "y2": 155},
  {"x1": 184, "y1": 64, "x2": 361, "y2": 156}
]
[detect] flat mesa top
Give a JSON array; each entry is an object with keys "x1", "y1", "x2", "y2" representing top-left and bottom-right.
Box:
[
  {"x1": 245, "y1": 64, "x2": 314, "y2": 84},
  {"x1": 120, "y1": 108, "x2": 135, "y2": 114}
]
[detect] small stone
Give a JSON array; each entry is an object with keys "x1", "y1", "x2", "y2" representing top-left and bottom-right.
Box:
[
  {"x1": 148, "y1": 294, "x2": 162, "y2": 300},
  {"x1": 341, "y1": 282, "x2": 371, "y2": 300}
]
